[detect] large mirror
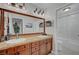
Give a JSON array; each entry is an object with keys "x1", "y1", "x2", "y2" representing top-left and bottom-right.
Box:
[{"x1": 4, "y1": 12, "x2": 44, "y2": 35}]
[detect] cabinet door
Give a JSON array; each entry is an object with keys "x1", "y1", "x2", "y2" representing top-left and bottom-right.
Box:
[
  {"x1": 40, "y1": 44, "x2": 46, "y2": 55},
  {"x1": 0, "y1": 50, "x2": 6, "y2": 55},
  {"x1": 31, "y1": 41, "x2": 40, "y2": 55},
  {"x1": 31, "y1": 41, "x2": 39, "y2": 48},
  {"x1": 17, "y1": 43, "x2": 31, "y2": 55},
  {"x1": 46, "y1": 38, "x2": 52, "y2": 54},
  {"x1": 47, "y1": 42, "x2": 51, "y2": 53},
  {"x1": 16, "y1": 45, "x2": 26, "y2": 52},
  {"x1": 6, "y1": 48, "x2": 16, "y2": 55},
  {"x1": 24, "y1": 43, "x2": 31, "y2": 55},
  {"x1": 39, "y1": 40, "x2": 47, "y2": 55},
  {"x1": 32, "y1": 46, "x2": 39, "y2": 53}
]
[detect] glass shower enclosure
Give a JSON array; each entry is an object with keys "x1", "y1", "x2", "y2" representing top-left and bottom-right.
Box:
[{"x1": 56, "y1": 3, "x2": 79, "y2": 55}]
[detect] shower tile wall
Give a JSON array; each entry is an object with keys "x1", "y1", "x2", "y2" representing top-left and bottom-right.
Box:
[{"x1": 57, "y1": 4, "x2": 79, "y2": 55}]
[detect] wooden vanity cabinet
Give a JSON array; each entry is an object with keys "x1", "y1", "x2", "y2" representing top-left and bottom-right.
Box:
[
  {"x1": 15, "y1": 43, "x2": 31, "y2": 55},
  {"x1": 0, "y1": 50, "x2": 6, "y2": 55},
  {"x1": 39, "y1": 38, "x2": 52, "y2": 55},
  {"x1": 46, "y1": 38, "x2": 52, "y2": 54},
  {"x1": 39, "y1": 39, "x2": 47, "y2": 55},
  {"x1": 5, "y1": 45, "x2": 26, "y2": 55},
  {"x1": 0, "y1": 48, "x2": 16, "y2": 55},
  {"x1": 6, "y1": 47, "x2": 16, "y2": 55},
  {"x1": 31, "y1": 41, "x2": 40, "y2": 55},
  {"x1": 0, "y1": 37, "x2": 53, "y2": 55},
  {"x1": 31, "y1": 51, "x2": 39, "y2": 55},
  {"x1": 4, "y1": 43, "x2": 31, "y2": 55},
  {"x1": 24, "y1": 43, "x2": 31, "y2": 55},
  {"x1": 16, "y1": 45, "x2": 26, "y2": 52},
  {"x1": 19, "y1": 43, "x2": 31, "y2": 55}
]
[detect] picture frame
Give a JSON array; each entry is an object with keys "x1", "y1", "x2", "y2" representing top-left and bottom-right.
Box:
[
  {"x1": 12, "y1": 18, "x2": 23, "y2": 34},
  {"x1": 25, "y1": 23, "x2": 33, "y2": 28}
]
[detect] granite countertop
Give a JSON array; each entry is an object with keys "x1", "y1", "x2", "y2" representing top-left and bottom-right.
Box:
[{"x1": 0, "y1": 35, "x2": 52, "y2": 50}]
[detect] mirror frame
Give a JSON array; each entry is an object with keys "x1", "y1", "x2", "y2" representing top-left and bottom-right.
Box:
[{"x1": 0, "y1": 8, "x2": 46, "y2": 35}]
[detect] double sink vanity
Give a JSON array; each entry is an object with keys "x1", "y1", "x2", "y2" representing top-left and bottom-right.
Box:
[
  {"x1": 0, "y1": 8, "x2": 53, "y2": 55},
  {"x1": 0, "y1": 35, "x2": 53, "y2": 55}
]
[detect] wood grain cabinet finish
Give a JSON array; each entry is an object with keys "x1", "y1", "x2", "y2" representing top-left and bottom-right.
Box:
[
  {"x1": 31, "y1": 41, "x2": 40, "y2": 55},
  {"x1": 32, "y1": 51, "x2": 39, "y2": 55},
  {"x1": 24, "y1": 43, "x2": 31, "y2": 55},
  {"x1": 15, "y1": 43, "x2": 31, "y2": 55},
  {"x1": 0, "y1": 38, "x2": 53, "y2": 55},
  {"x1": 0, "y1": 50, "x2": 6, "y2": 55},
  {"x1": 16, "y1": 45, "x2": 26, "y2": 52},
  {"x1": 6, "y1": 48, "x2": 16, "y2": 55},
  {"x1": 39, "y1": 40, "x2": 47, "y2": 55},
  {"x1": 19, "y1": 50, "x2": 27, "y2": 55},
  {"x1": 22, "y1": 43, "x2": 31, "y2": 55},
  {"x1": 46, "y1": 38, "x2": 52, "y2": 54}
]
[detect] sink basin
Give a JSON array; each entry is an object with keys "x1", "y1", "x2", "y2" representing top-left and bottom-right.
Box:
[{"x1": 5, "y1": 38, "x2": 26, "y2": 44}]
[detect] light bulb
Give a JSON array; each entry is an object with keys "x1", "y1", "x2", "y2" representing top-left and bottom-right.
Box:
[{"x1": 63, "y1": 7, "x2": 71, "y2": 12}]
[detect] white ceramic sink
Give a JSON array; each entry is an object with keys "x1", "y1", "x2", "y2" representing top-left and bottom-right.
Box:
[{"x1": 5, "y1": 38, "x2": 26, "y2": 44}]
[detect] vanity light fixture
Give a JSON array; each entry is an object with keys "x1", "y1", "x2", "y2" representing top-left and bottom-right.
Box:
[
  {"x1": 63, "y1": 7, "x2": 71, "y2": 12},
  {"x1": 41, "y1": 10, "x2": 44, "y2": 15},
  {"x1": 10, "y1": 3, "x2": 16, "y2": 7},
  {"x1": 7, "y1": 3, "x2": 10, "y2": 5},
  {"x1": 33, "y1": 8, "x2": 47, "y2": 16},
  {"x1": 34, "y1": 8, "x2": 38, "y2": 13},
  {"x1": 38, "y1": 9, "x2": 42, "y2": 14}
]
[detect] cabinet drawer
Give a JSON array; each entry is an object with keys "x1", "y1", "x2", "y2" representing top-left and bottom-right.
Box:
[
  {"x1": 19, "y1": 49, "x2": 31, "y2": 55},
  {"x1": 16, "y1": 45, "x2": 26, "y2": 52},
  {"x1": 32, "y1": 46, "x2": 39, "y2": 53},
  {"x1": 39, "y1": 46, "x2": 46, "y2": 55},
  {"x1": 18, "y1": 47, "x2": 31, "y2": 55},
  {"x1": 32, "y1": 51, "x2": 39, "y2": 55},
  {"x1": 40, "y1": 40, "x2": 47, "y2": 45},
  {"x1": 39, "y1": 43, "x2": 46, "y2": 55},
  {"x1": 47, "y1": 43, "x2": 52, "y2": 50},
  {"x1": 0, "y1": 50, "x2": 6, "y2": 55},
  {"x1": 32, "y1": 41, "x2": 39, "y2": 48},
  {"x1": 40, "y1": 49, "x2": 46, "y2": 55}
]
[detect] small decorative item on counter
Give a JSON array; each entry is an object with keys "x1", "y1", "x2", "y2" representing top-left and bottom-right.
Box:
[{"x1": 13, "y1": 22, "x2": 20, "y2": 39}]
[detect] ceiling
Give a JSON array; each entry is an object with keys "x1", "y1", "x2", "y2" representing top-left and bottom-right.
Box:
[{"x1": 32, "y1": 3, "x2": 68, "y2": 20}]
